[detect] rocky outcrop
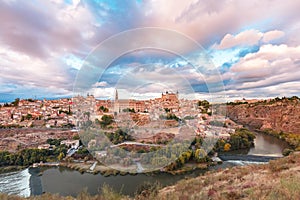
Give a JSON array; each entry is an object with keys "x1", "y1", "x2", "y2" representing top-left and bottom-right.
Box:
[{"x1": 226, "y1": 98, "x2": 300, "y2": 134}]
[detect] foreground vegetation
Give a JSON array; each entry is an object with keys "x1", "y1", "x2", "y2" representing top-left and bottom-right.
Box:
[{"x1": 158, "y1": 151, "x2": 300, "y2": 200}]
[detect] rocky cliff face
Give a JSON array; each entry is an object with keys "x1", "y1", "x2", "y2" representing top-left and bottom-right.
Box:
[{"x1": 226, "y1": 98, "x2": 300, "y2": 134}]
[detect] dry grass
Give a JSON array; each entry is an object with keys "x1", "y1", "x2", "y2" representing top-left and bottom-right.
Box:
[{"x1": 158, "y1": 152, "x2": 300, "y2": 200}]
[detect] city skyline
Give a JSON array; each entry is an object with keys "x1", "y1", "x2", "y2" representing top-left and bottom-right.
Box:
[{"x1": 1, "y1": 0, "x2": 300, "y2": 102}]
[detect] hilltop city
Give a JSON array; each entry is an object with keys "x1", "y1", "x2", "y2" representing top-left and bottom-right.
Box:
[{"x1": 0, "y1": 90, "x2": 241, "y2": 153}]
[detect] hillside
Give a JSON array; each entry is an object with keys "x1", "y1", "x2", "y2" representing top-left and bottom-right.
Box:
[
  {"x1": 157, "y1": 152, "x2": 300, "y2": 200},
  {"x1": 1, "y1": 97, "x2": 300, "y2": 200},
  {"x1": 226, "y1": 97, "x2": 300, "y2": 134}
]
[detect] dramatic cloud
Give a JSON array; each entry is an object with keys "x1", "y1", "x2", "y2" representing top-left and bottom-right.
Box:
[
  {"x1": 0, "y1": 46, "x2": 73, "y2": 88},
  {"x1": 262, "y1": 30, "x2": 285, "y2": 43},
  {"x1": 0, "y1": 0, "x2": 300, "y2": 101},
  {"x1": 0, "y1": 1, "x2": 96, "y2": 58},
  {"x1": 214, "y1": 30, "x2": 285, "y2": 49},
  {"x1": 144, "y1": 0, "x2": 300, "y2": 47},
  {"x1": 227, "y1": 44, "x2": 300, "y2": 94}
]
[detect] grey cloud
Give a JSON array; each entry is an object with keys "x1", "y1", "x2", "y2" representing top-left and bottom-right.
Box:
[
  {"x1": 0, "y1": 1, "x2": 92, "y2": 59},
  {"x1": 225, "y1": 45, "x2": 300, "y2": 95}
]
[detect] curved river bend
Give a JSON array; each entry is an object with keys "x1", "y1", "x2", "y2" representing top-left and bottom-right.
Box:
[{"x1": 0, "y1": 132, "x2": 289, "y2": 197}]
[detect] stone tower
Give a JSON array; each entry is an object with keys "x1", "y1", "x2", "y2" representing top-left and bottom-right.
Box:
[
  {"x1": 115, "y1": 89, "x2": 118, "y2": 101},
  {"x1": 114, "y1": 89, "x2": 119, "y2": 113}
]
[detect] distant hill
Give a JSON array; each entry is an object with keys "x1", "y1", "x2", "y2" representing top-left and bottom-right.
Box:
[{"x1": 226, "y1": 97, "x2": 300, "y2": 134}]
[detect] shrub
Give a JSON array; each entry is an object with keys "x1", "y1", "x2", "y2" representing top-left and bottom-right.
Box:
[{"x1": 282, "y1": 148, "x2": 294, "y2": 156}]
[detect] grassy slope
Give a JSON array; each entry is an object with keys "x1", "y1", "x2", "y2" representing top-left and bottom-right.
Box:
[{"x1": 158, "y1": 152, "x2": 300, "y2": 200}]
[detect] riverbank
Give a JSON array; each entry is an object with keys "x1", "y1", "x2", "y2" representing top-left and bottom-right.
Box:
[
  {"x1": 1, "y1": 151, "x2": 299, "y2": 200},
  {"x1": 1, "y1": 126, "x2": 287, "y2": 178},
  {"x1": 257, "y1": 129, "x2": 300, "y2": 153},
  {"x1": 0, "y1": 168, "x2": 31, "y2": 197},
  {"x1": 164, "y1": 162, "x2": 210, "y2": 175},
  {"x1": 60, "y1": 161, "x2": 123, "y2": 176},
  {"x1": 0, "y1": 127, "x2": 275, "y2": 177},
  {"x1": 58, "y1": 160, "x2": 211, "y2": 176},
  {"x1": 0, "y1": 127, "x2": 284, "y2": 197},
  {"x1": 0, "y1": 165, "x2": 26, "y2": 174},
  {"x1": 157, "y1": 151, "x2": 300, "y2": 200}
]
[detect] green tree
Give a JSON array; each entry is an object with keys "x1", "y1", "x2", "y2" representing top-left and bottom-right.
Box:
[
  {"x1": 100, "y1": 115, "x2": 114, "y2": 128},
  {"x1": 195, "y1": 148, "x2": 207, "y2": 162},
  {"x1": 25, "y1": 114, "x2": 32, "y2": 120},
  {"x1": 198, "y1": 100, "x2": 210, "y2": 108},
  {"x1": 99, "y1": 106, "x2": 109, "y2": 112},
  {"x1": 46, "y1": 138, "x2": 62, "y2": 146},
  {"x1": 12, "y1": 98, "x2": 20, "y2": 107},
  {"x1": 166, "y1": 113, "x2": 179, "y2": 121},
  {"x1": 58, "y1": 152, "x2": 65, "y2": 161},
  {"x1": 73, "y1": 135, "x2": 80, "y2": 140}
]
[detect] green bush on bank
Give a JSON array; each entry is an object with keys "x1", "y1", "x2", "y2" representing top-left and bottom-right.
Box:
[
  {"x1": 262, "y1": 129, "x2": 300, "y2": 154},
  {"x1": 0, "y1": 147, "x2": 67, "y2": 167},
  {"x1": 214, "y1": 128, "x2": 255, "y2": 152}
]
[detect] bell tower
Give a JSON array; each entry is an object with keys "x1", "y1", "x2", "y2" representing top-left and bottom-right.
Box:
[
  {"x1": 115, "y1": 89, "x2": 118, "y2": 101},
  {"x1": 114, "y1": 89, "x2": 119, "y2": 113}
]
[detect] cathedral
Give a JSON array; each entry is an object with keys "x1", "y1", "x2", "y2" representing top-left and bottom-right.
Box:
[{"x1": 112, "y1": 89, "x2": 179, "y2": 113}]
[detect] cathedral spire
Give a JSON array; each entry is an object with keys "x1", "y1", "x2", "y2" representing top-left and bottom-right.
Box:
[{"x1": 115, "y1": 89, "x2": 118, "y2": 101}]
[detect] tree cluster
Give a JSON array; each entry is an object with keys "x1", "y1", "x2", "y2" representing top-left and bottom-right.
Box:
[
  {"x1": 214, "y1": 128, "x2": 255, "y2": 152},
  {"x1": 122, "y1": 108, "x2": 135, "y2": 113},
  {"x1": 0, "y1": 146, "x2": 67, "y2": 167},
  {"x1": 104, "y1": 129, "x2": 134, "y2": 145},
  {"x1": 97, "y1": 115, "x2": 114, "y2": 128},
  {"x1": 99, "y1": 106, "x2": 109, "y2": 112}
]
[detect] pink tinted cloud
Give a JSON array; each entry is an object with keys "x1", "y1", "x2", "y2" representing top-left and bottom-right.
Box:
[
  {"x1": 228, "y1": 44, "x2": 300, "y2": 90},
  {"x1": 214, "y1": 30, "x2": 285, "y2": 49},
  {"x1": 142, "y1": 0, "x2": 300, "y2": 47},
  {"x1": 262, "y1": 30, "x2": 285, "y2": 43}
]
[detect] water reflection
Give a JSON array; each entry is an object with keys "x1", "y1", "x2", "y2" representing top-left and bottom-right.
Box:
[
  {"x1": 37, "y1": 167, "x2": 205, "y2": 197},
  {"x1": 248, "y1": 133, "x2": 289, "y2": 156},
  {"x1": 32, "y1": 132, "x2": 289, "y2": 197}
]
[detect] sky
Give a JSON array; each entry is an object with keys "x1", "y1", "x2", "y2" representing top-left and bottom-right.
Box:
[{"x1": 0, "y1": 0, "x2": 300, "y2": 102}]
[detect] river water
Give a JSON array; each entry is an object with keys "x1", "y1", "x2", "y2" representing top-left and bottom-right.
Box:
[
  {"x1": 0, "y1": 168, "x2": 31, "y2": 197},
  {"x1": 248, "y1": 133, "x2": 289, "y2": 156},
  {"x1": 0, "y1": 132, "x2": 289, "y2": 197}
]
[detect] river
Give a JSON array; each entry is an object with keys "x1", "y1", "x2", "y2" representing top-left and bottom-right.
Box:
[
  {"x1": 214, "y1": 132, "x2": 289, "y2": 168},
  {"x1": 248, "y1": 133, "x2": 289, "y2": 156},
  {"x1": 0, "y1": 168, "x2": 31, "y2": 197},
  {"x1": 0, "y1": 131, "x2": 289, "y2": 197}
]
